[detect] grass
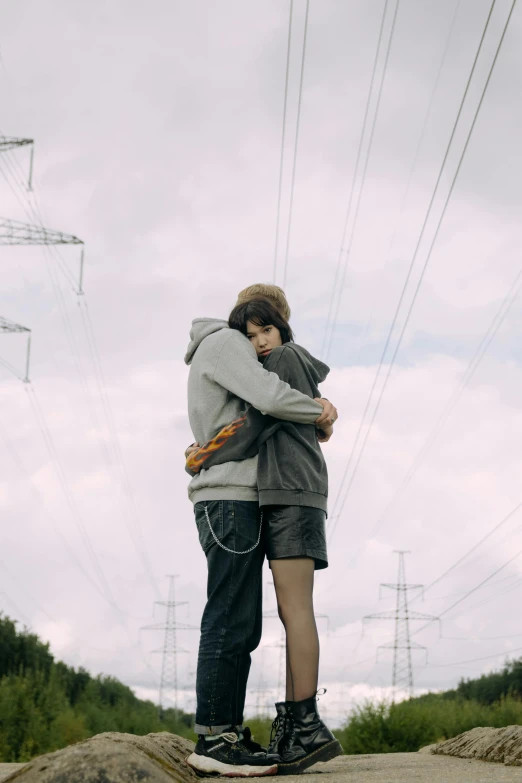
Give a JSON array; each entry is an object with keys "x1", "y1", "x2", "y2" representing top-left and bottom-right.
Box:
[{"x1": 334, "y1": 695, "x2": 522, "y2": 754}]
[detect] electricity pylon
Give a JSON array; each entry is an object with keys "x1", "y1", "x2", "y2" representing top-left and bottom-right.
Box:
[
  {"x1": 0, "y1": 136, "x2": 33, "y2": 152},
  {"x1": 0, "y1": 136, "x2": 34, "y2": 189},
  {"x1": 0, "y1": 216, "x2": 85, "y2": 293},
  {"x1": 0, "y1": 216, "x2": 82, "y2": 246},
  {"x1": 0, "y1": 316, "x2": 32, "y2": 382},
  {"x1": 141, "y1": 575, "x2": 198, "y2": 711},
  {"x1": 364, "y1": 551, "x2": 439, "y2": 698}
]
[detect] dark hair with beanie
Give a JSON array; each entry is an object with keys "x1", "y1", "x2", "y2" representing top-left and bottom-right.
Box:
[{"x1": 228, "y1": 297, "x2": 294, "y2": 344}]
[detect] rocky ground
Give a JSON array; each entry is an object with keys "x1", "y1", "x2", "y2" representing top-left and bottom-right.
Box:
[
  {"x1": 1, "y1": 753, "x2": 521, "y2": 782},
  {"x1": 0, "y1": 726, "x2": 521, "y2": 782}
]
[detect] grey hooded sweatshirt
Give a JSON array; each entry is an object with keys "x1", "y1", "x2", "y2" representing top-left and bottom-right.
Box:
[
  {"x1": 186, "y1": 343, "x2": 330, "y2": 512},
  {"x1": 185, "y1": 319, "x2": 324, "y2": 505}
]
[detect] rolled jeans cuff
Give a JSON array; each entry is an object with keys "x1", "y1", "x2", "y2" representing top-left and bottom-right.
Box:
[{"x1": 194, "y1": 722, "x2": 235, "y2": 736}]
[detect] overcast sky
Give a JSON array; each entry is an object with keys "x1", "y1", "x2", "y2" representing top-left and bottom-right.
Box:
[{"x1": 1, "y1": 0, "x2": 522, "y2": 726}]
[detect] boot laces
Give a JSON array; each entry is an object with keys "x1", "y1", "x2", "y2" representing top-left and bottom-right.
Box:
[{"x1": 269, "y1": 713, "x2": 285, "y2": 745}]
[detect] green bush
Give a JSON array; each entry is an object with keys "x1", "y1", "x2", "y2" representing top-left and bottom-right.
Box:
[
  {"x1": 242, "y1": 716, "x2": 273, "y2": 749},
  {"x1": 0, "y1": 614, "x2": 195, "y2": 762},
  {"x1": 335, "y1": 694, "x2": 522, "y2": 754}
]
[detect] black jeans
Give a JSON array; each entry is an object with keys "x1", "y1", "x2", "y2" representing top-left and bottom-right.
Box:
[{"x1": 194, "y1": 499, "x2": 264, "y2": 734}]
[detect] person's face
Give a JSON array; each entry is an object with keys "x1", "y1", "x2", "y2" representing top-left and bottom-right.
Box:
[{"x1": 246, "y1": 320, "x2": 283, "y2": 357}]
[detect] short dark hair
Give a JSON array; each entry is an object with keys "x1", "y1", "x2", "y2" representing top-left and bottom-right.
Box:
[{"x1": 228, "y1": 297, "x2": 294, "y2": 344}]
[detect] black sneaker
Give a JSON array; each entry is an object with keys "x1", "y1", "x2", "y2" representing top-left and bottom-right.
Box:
[
  {"x1": 186, "y1": 730, "x2": 277, "y2": 777},
  {"x1": 241, "y1": 726, "x2": 267, "y2": 755}
]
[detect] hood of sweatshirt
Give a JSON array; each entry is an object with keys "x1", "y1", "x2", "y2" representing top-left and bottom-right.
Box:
[
  {"x1": 261, "y1": 342, "x2": 329, "y2": 385},
  {"x1": 184, "y1": 318, "x2": 229, "y2": 365}
]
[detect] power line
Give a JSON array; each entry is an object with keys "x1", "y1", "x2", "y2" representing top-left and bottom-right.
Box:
[
  {"x1": 273, "y1": 0, "x2": 294, "y2": 283},
  {"x1": 450, "y1": 574, "x2": 522, "y2": 618},
  {"x1": 327, "y1": 0, "x2": 499, "y2": 532},
  {"x1": 281, "y1": 0, "x2": 310, "y2": 288},
  {"x1": 327, "y1": 0, "x2": 516, "y2": 541},
  {"x1": 412, "y1": 502, "x2": 522, "y2": 602},
  {"x1": 344, "y1": 287, "x2": 522, "y2": 561},
  {"x1": 441, "y1": 632, "x2": 522, "y2": 642},
  {"x1": 0, "y1": 150, "x2": 117, "y2": 453},
  {"x1": 375, "y1": 0, "x2": 463, "y2": 287},
  {"x1": 0, "y1": 154, "x2": 80, "y2": 289},
  {"x1": 0, "y1": 130, "x2": 162, "y2": 601},
  {"x1": 23, "y1": 383, "x2": 123, "y2": 612},
  {"x1": 365, "y1": 266, "x2": 522, "y2": 545},
  {"x1": 0, "y1": 412, "x2": 128, "y2": 609},
  {"x1": 429, "y1": 645, "x2": 522, "y2": 668},
  {"x1": 0, "y1": 565, "x2": 118, "y2": 655},
  {"x1": 0, "y1": 171, "x2": 118, "y2": 603},
  {"x1": 0, "y1": 141, "x2": 161, "y2": 686},
  {"x1": 323, "y1": 0, "x2": 401, "y2": 361},
  {"x1": 327, "y1": 0, "x2": 463, "y2": 425},
  {"x1": 0, "y1": 121, "x2": 83, "y2": 292},
  {"x1": 426, "y1": 570, "x2": 522, "y2": 603},
  {"x1": 413, "y1": 546, "x2": 522, "y2": 639},
  {"x1": 0, "y1": 437, "x2": 161, "y2": 678},
  {"x1": 320, "y1": 0, "x2": 395, "y2": 360},
  {"x1": 0, "y1": 591, "x2": 32, "y2": 626},
  {"x1": 77, "y1": 296, "x2": 162, "y2": 599}
]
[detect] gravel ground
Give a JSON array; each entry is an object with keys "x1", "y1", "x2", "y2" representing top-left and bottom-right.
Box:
[{"x1": 1, "y1": 753, "x2": 520, "y2": 782}]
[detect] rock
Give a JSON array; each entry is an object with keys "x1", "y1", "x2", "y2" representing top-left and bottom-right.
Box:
[
  {"x1": 417, "y1": 743, "x2": 438, "y2": 754},
  {"x1": 2, "y1": 731, "x2": 198, "y2": 783},
  {"x1": 432, "y1": 725, "x2": 522, "y2": 767}
]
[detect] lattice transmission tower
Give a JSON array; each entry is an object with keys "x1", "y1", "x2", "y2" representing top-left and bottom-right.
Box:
[
  {"x1": 0, "y1": 136, "x2": 34, "y2": 189},
  {"x1": 0, "y1": 316, "x2": 32, "y2": 382},
  {"x1": 364, "y1": 551, "x2": 439, "y2": 698},
  {"x1": 0, "y1": 216, "x2": 85, "y2": 293},
  {"x1": 0, "y1": 216, "x2": 82, "y2": 247},
  {"x1": 141, "y1": 575, "x2": 198, "y2": 711},
  {"x1": 1, "y1": 130, "x2": 85, "y2": 290}
]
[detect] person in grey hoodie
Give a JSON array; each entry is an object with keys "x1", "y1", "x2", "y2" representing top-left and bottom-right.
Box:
[
  {"x1": 186, "y1": 298, "x2": 343, "y2": 776},
  {"x1": 184, "y1": 288, "x2": 338, "y2": 778}
]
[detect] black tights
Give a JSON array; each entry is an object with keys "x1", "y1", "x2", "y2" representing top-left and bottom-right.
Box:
[{"x1": 271, "y1": 557, "x2": 318, "y2": 701}]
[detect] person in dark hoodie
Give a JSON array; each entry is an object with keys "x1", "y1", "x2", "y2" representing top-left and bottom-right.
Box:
[
  {"x1": 184, "y1": 285, "x2": 338, "y2": 778},
  {"x1": 186, "y1": 298, "x2": 343, "y2": 775}
]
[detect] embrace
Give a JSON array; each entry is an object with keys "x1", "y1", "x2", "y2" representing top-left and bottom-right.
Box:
[{"x1": 184, "y1": 284, "x2": 342, "y2": 777}]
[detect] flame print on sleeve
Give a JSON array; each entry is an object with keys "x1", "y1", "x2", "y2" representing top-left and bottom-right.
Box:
[{"x1": 186, "y1": 417, "x2": 247, "y2": 473}]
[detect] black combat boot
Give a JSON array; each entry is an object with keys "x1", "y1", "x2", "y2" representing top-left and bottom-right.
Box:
[
  {"x1": 266, "y1": 701, "x2": 290, "y2": 761},
  {"x1": 276, "y1": 694, "x2": 343, "y2": 775}
]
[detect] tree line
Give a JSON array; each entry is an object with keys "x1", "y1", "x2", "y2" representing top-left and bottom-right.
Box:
[
  {"x1": 2, "y1": 611, "x2": 521, "y2": 760},
  {"x1": 335, "y1": 657, "x2": 522, "y2": 754},
  {"x1": 0, "y1": 614, "x2": 194, "y2": 762}
]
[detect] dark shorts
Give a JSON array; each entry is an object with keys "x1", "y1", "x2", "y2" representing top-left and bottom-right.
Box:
[{"x1": 261, "y1": 504, "x2": 328, "y2": 570}]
